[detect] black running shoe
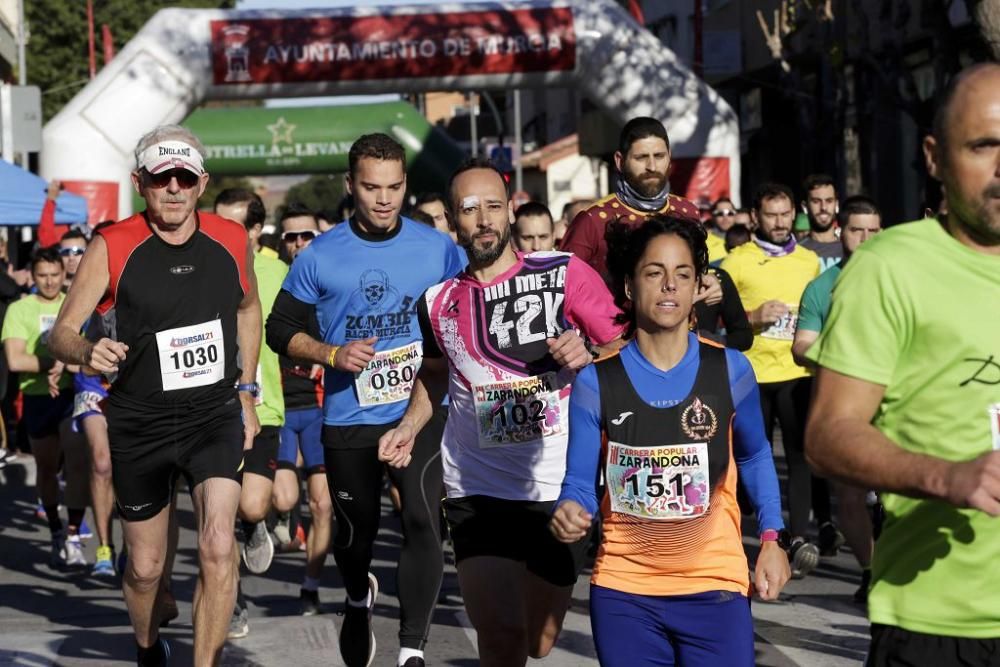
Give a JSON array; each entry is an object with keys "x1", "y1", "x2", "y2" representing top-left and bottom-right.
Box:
[
  {"x1": 818, "y1": 521, "x2": 846, "y2": 557},
  {"x1": 339, "y1": 572, "x2": 378, "y2": 667}
]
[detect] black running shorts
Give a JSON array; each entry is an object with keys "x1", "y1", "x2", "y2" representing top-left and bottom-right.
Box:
[
  {"x1": 241, "y1": 425, "x2": 280, "y2": 481},
  {"x1": 443, "y1": 494, "x2": 591, "y2": 588},
  {"x1": 107, "y1": 397, "x2": 244, "y2": 522}
]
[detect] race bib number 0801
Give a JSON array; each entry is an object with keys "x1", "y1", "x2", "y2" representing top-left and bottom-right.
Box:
[
  {"x1": 474, "y1": 372, "x2": 563, "y2": 448},
  {"x1": 155, "y1": 319, "x2": 224, "y2": 392},
  {"x1": 606, "y1": 442, "x2": 710, "y2": 520},
  {"x1": 354, "y1": 341, "x2": 422, "y2": 407}
]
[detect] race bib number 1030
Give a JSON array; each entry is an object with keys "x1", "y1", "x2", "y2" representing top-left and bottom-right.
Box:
[{"x1": 155, "y1": 319, "x2": 224, "y2": 392}]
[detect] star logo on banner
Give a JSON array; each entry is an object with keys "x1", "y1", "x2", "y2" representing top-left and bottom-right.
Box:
[{"x1": 267, "y1": 117, "x2": 296, "y2": 147}]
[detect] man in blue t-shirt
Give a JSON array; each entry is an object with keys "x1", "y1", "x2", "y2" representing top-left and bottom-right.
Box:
[{"x1": 266, "y1": 134, "x2": 464, "y2": 667}]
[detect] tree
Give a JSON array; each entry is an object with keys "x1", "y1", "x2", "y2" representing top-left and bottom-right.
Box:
[
  {"x1": 26, "y1": 0, "x2": 236, "y2": 121},
  {"x1": 280, "y1": 175, "x2": 346, "y2": 220}
]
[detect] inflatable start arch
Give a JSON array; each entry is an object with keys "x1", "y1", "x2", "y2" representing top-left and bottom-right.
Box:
[{"x1": 41, "y1": 1, "x2": 740, "y2": 218}]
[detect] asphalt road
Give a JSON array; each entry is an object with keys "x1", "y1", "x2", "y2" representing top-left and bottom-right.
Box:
[{"x1": 0, "y1": 453, "x2": 870, "y2": 666}]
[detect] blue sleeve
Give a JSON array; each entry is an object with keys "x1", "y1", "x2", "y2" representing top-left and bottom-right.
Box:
[
  {"x1": 442, "y1": 238, "x2": 467, "y2": 280},
  {"x1": 556, "y1": 364, "x2": 603, "y2": 516},
  {"x1": 282, "y1": 243, "x2": 321, "y2": 305},
  {"x1": 726, "y1": 349, "x2": 784, "y2": 532}
]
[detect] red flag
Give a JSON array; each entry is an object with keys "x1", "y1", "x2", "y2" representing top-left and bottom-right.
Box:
[
  {"x1": 102, "y1": 25, "x2": 115, "y2": 65},
  {"x1": 628, "y1": 0, "x2": 645, "y2": 24}
]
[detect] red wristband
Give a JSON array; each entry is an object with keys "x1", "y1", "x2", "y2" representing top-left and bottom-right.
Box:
[{"x1": 760, "y1": 529, "x2": 780, "y2": 542}]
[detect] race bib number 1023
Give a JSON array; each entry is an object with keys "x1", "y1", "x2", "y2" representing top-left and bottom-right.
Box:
[{"x1": 155, "y1": 319, "x2": 224, "y2": 392}]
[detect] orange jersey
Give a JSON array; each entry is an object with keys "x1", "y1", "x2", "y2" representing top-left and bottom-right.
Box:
[{"x1": 590, "y1": 339, "x2": 750, "y2": 597}]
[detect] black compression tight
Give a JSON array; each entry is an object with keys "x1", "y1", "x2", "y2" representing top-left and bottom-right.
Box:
[{"x1": 324, "y1": 410, "x2": 445, "y2": 650}]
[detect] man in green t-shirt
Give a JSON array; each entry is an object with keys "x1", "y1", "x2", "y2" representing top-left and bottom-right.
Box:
[
  {"x1": 806, "y1": 63, "x2": 1000, "y2": 667},
  {"x1": 2, "y1": 247, "x2": 89, "y2": 568},
  {"x1": 215, "y1": 189, "x2": 288, "y2": 639},
  {"x1": 792, "y1": 195, "x2": 882, "y2": 602}
]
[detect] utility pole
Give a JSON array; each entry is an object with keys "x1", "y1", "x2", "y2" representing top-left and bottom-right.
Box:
[{"x1": 16, "y1": 0, "x2": 26, "y2": 85}]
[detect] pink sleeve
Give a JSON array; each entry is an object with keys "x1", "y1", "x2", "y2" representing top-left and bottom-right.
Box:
[{"x1": 564, "y1": 255, "x2": 624, "y2": 345}]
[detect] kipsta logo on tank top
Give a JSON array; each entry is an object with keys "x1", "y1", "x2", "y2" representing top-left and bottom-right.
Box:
[
  {"x1": 681, "y1": 397, "x2": 718, "y2": 441},
  {"x1": 170, "y1": 264, "x2": 196, "y2": 275},
  {"x1": 343, "y1": 269, "x2": 417, "y2": 341}
]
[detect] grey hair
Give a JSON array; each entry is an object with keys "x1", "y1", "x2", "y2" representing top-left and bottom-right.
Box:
[{"x1": 133, "y1": 125, "x2": 207, "y2": 169}]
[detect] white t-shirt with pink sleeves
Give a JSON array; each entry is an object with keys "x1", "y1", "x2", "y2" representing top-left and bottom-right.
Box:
[{"x1": 419, "y1": 251, "x2": 623, "y2": 501}]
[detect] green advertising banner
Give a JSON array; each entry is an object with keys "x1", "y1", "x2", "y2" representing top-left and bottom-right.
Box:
[{"x1": 182, "y1": 101, "x2": 465, "y2": 190}]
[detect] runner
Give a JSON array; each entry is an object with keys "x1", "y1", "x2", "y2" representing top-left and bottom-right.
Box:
[
  {"x1": 720, "y1": 182, "x2": 822, "y2": 576},
  {"x1": 377, "y1": 157, "x2": 623, "y2": 667},
  {"x1": 214, "y1": 188, "x2": 288, "y2": 638},
  {"x1": 269, "y1": 205, "x2": 333, "y2": 617},
  {"x1": 559, "y1": 117, "x2": 723, "y2": 304},
  {"x1": 550, "y1": 215, "x2": 790, "y2": 667},
  {"x1": 48, "y1": 124, "x2": 260, "y2": 667},
  {"x1": 798, "y1": 174, "x2": 843, "y2": 272},
  {"x1": 805, "y1": 63, "x2": 1000, "y2": 666},
  {"x1": 793, "y1": 195, "x2": 882, "y2": 601},
  {"x1": 2, "y1": 246, "x2": 90, "y2": 568},
  {"x1": 59, "y1": 229, "x2": 88, "y2": 290},
  {"x1": 265, "y1": 133, "x2": 465, "y2": 667},
  {"x1": 69, "y1": 222, "x2": 118, "y2": 578}
]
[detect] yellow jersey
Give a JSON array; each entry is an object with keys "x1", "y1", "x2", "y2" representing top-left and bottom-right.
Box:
[{"x1": 720, "y1": 241, "x2": 819, "y2": 383}]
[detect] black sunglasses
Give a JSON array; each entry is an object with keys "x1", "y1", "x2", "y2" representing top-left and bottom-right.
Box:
[
  {"x1": 144, "y1": 168, "x2": 200, "y2": 190},
  {"x1": 59, "y1": 247, "x2": 86, "y2": 257},
  {"x1": 282, "y1": 231, "x2": 317, "y2": 243}
]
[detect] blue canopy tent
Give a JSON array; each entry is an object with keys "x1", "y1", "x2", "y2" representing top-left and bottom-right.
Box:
[{"x1": 0, "y1": 159, "x2": 88, "y2": 226}]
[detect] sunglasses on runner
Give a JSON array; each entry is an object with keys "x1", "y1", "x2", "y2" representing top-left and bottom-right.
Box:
[
  {"x1": 143, "y1": 168, "x2": 200, "y2": 190},
  {"x1": 282, "y1": 231, "x2": 317, "y2": 243},
  {"x1": 59, "y1": 247, "x2": 86, "y2": 257},
  {"x1": 713, "y1": 209, "x2": 736, "y2": 217}
]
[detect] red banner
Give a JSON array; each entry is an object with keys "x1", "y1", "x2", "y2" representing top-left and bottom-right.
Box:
[
  {"x1": 62, "y1": 180, "x2": 119, "y2": 226},
  {"x1": 211, "y1": 8, "x2": 576, "y2": 85},
  {"x1": 670, "y1": 157, "x2": 731, "y2": 211}
]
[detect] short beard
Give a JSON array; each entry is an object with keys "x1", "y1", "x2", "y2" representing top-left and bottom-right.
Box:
[
  {"x1": 809, "y1": 214, "x2": 835, "y2": 233},
  {"x1": 625, "y1": 171, "x2": 668, "y2": 198},
  {"x1": 460, "y1": 224, "x2": 511, "y2": 265}
]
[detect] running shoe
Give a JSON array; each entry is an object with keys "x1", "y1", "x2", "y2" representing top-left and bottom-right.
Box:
[
  {"x1": 241, "y1": 521, "x2": 274, "y2": 574},
  {"x1": 817, "y1": 521, "x2": 845, "y2": 557},
  {"x1": 78, "y1": 518, "x2": 93, "y2": 540},
  {"x1": 36, "y1": 503, "x2": 47, "y2": 520},
  {"x1": 227, "y1": 600, "x2": 249, "y2": 639},
  {"x1": 50, "y1": 530, "x2": 66, "y2": 567},
  {"x1": 92, "y1": 544, "x2": 116, "y2": 578},
  {"x1": 273, "y1": 513, "x2": 292, "y2": 547},
  {"x1": 401, "y1": 659, "x2": 425, "y2": 667},
  {"x1": 64, "y1": 534, "x2": 88, "y2": 567},
  {"x1": 0, "y1": 448, "x2": 13, "y2": 469},
  {"x1": 789, "y1": 538, "x2": 820, "y2": 578},
  {"x1": 300, "y1": 588, "x2": 322, "y2": 616},
  {"x1": 295, "y1": 524, "x2": 307, "y2": 552},
  {"x1": 339, "y1": 572, "x2": 378, "y2": 667},
  {"x1": 137, "y1": 636, "x2": 171, "y2": 667}
]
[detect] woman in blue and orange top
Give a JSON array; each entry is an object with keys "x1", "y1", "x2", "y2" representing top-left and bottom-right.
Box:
[{"x1": 550, "y1": 215, "x2": 790, "y2": 666}]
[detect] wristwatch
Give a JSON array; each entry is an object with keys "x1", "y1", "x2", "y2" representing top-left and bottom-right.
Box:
[
  {"x1": 761, "y1": 529, "x2": 791, "y2": 549},
  {"x1": 237, "y1": 382, "x2": 261, "y2": 398}
]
